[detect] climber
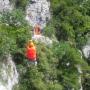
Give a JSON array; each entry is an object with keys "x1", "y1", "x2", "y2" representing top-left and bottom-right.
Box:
[
  {"x1": 34, "y1": 24, "x2": 41, "y2": 35},
  {"x1": 25, "y1": 40, "x2": 37, "y2": 66}
]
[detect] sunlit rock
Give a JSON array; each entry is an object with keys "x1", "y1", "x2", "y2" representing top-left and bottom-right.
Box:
[
  {"x1": 83, "y1": 45, "x2": 90, "y2": 58},
  {"x1": 0, "y1": 0, "x2": 13, "y2": 12},
  {"x1": 26, "y1": 0, "x2": 51, "y2": 29},
  {"x1": 0, "y1": 54, "x2": 18, "y2": 90},
  {"x1": 32, "y1": 35, "x2": 52, "y2": 46}
]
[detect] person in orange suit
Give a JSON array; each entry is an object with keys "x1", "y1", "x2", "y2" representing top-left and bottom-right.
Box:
[{"x1": 26, "y1": 40, "x2": 37, "y2": 66}]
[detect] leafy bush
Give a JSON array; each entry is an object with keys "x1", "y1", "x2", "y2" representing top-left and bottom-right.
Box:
[
  {"x1": 0, "y1": 9, "x2": 27, "y2": 27},
  {"x1": 0, "y1": 23, "x2": 31, "y2": 58},
  {"x1": 51, "y1": 0, "x2": 90, "y2": 49},
  {"x1": 44, "y1": 23, "x2": 55, "y2": 38}
]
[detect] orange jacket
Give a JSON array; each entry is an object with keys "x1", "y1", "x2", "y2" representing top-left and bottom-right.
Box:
[{"x1": 26, "y1": 45, "x2": 37, "y2": 61}]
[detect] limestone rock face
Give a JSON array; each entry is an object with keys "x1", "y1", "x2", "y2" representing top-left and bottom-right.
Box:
[
  {"x1": 0, "y1": 54, "x2": 18, "y2": 90},
  {"x1": 0, "y1": 0, "x2": 13, "y2": 12},
  {"x1": 83, "y1": 45, "x2": 90, "y2": 58},
  {"x1": 26, "y1": 0, "x2": 52, "y2": 45},
  {"x1": 26, "y1": 0, "x2": 51, "y2": 29},
  {"x1": 32, "y1": 35, "x2": 52, "y2": 46},
  {"x1": 83, "y1": 38, "x2": 90, "y2": 59}
]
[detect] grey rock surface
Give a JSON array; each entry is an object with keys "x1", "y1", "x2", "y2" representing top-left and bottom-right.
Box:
[
  {"x1": 26, "y1": 0, "x2": 51, "y2": 29},
  {"x1": 0, "y1": 0, "x2": 13, "y2": 12}
]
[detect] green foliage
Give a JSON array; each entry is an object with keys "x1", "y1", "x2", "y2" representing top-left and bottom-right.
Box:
[
  {"x1": 44, "y1": 23, "x2": 55, "y2": 38},
  {"x1": 53, "y1": 42, "x2": 88, "y2": 89},
  {"x1": 48, "y1": 83, "x2": 63, "y2": 90},
  {"x1": 0, "y1": 23, "x2": 31, "y2": 58},
  {"x1": 82, "y1": 71, "x2": 90, "y2": 90},
  {"x1": 51, "y1": 0, "x2": 90, "y2": 49},
  {"x1": 0, "y1": 9, "x2": 27, "y2": 27}
]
